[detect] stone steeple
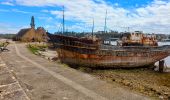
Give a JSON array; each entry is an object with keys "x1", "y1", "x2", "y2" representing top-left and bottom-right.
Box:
[{"x1": 30, "y1": 16, "x2": 35, "y2": 29}]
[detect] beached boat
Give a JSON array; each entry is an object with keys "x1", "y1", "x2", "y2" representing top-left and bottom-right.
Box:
[
  {"x1": 49, "y1": 7, "x2": 170, "y2": 68},
  {"x1": 48, "y1": 32, "x2": 170, "y2": 68}
]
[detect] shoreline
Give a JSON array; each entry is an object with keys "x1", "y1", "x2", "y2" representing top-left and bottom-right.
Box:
[
  {"x1": 77, "y1": 67, "x2": 170, "y2": 99},
  {"x1": 28, "y1": 43, "x2": 170, "y2": 99}
]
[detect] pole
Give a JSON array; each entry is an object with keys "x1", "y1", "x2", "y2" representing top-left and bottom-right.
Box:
[
  {"x1": 127, "y1": 27, "x2": 130, "y2": 32},
  {"x1": 159, "y1": 60, "x2": 164, "y2": 72},
  {"x1": 104, "y1": 10, "x2": 107, "y2": 33},
  {"x1": 63, "y1": 6, "x2": 65, "y2": 34},
  {"x1": 92, "y1": 18, "x2": 94, "y2": 40}
]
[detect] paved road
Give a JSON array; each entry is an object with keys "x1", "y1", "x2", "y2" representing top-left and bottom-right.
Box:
[
  {"x1": 0, "y1": 43, "x2": 150, "y2": 100},
  {"x1": 0, "y1": 59, "x2": 30, "y2": 100}
]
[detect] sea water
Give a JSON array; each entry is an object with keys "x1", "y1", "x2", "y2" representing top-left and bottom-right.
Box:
[{"x1": 158, "y1": 42, "x2": 170, "y2": 68}]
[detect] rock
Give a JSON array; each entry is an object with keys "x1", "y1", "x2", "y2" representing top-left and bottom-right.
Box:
[
  {"x1": 112, "y1": 79, "x2": 115, "y2": 81},
  {"x1": 45, "y1": 57, "x2": 49, "y2": 60},
  {"x1": 159, "y1": 96, "x2": 164, "y2": 99},
  {"x1": 63, "y1": 97, "x2": 68, "y2": 100},
  {"x1": 168, "y1": 96, "x2": 170, "y2": 100},
  {"x1": 164, "y1": 92, "x2": 169, "y2": 95},
  {"x1": 34, "y1": 52, "x2": 39, "y2": 55},
  {"x1": 48, "y1": 57, "x2": 54, "y2": 61},
  {"x1": 51, "y1": 57, "x2": 58, "y2": 61},
  {"x1": 122, "y1": 80, "x2": 131, "y2": 86}
]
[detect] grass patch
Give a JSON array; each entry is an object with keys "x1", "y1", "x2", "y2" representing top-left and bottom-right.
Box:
[
  {"x1": 0, "y1": 43, "x2": 3, "y2": 47},
  {"x1": 27, "y1": 44, "x2": 47, "y2": 55}
]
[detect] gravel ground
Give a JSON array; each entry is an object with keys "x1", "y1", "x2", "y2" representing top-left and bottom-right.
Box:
[{"x1": 86, "y1": 68, "x2": 170, "y2": 100}]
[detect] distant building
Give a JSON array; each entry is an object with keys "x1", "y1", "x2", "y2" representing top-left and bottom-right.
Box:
[{"x1": 13, "y1": 16, "x2": 48, "y2": 42}]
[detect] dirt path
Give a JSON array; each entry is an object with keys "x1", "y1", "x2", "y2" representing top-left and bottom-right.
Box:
[{"x1": 0, "y1": 43, "x2": 150, "y2": 100}]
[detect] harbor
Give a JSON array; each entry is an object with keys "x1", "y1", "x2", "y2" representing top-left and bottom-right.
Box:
[
  {"x1": 0, "y1": 0, "x2": 170, "y2": 99},
  {"x1": 0, "y1": 10, "x2": 169, "y2": 100}
]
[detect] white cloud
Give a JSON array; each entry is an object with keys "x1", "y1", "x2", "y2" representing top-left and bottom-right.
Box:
[
  {"x1": 1, "y1": 2, "x2": 14, "y2": 6},
  {"x1": 41, "y1": 10, "x2": 49, "y2": 13},
  {"x1": 12, "y1": 9, "x2": 33, "y2": 14},
  {"x1": 2, "y1": 0, "x2": 170, "y2": 34},
  {"x1": 45, "y1": 0, "x2": 130, "y2": 32},
  {"x1": 38, "y1": 16, "x2": 53, "y2": 22},
  {"x1": 0, "y1": 8, "x2": 34, "y2": 14},
  {"x1": 15, "y1": 0, "x2": 65, "y2": 6},
  {"x1": 0, "y1": 23, "x2": 28, "y2": 34}
]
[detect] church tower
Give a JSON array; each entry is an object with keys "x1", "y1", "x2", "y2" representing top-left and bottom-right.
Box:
[{"x1": 30, "y1": 16, "x2": 35, "y2": 29}]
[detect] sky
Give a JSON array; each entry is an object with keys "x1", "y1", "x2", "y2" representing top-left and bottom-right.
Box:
[{"x1": 0, "y1": 0, "x2": 170, "y2": 34}]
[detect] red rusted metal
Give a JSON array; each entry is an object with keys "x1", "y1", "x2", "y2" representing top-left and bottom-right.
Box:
[
  {"x1": 57, "y1": 48, "x2": 169, "y2": 68},
  {"x1": 49, "y1": 34, "x2": 170, "y2": 68},
  {"x1": 120, "y1": 32, "x2": 158, "y2": 46}
]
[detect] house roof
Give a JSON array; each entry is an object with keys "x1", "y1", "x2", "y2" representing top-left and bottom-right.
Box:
[{"x1": 16, "y1": 28, "x2": 31, "y2": 37}]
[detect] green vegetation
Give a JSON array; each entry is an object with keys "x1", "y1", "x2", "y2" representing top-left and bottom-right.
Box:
[
  {"x1": 54, "y1": 31, "x2": 170, "y2": 41},
  {"x1": 0, "y1": 34, "x2": 16, "y2": 39},
  {"x1": 27, "y1": 44, "x2": 47, "y2": 55},
  {"x1": 0, "y1": 43, "x2": 4, "y2": 47},
  {"x1": 0, "y1": 42, "x2": 9, "y2": 47},
  {"x1": 55, "y1": 31, "x2": 121, "y2": 40}
]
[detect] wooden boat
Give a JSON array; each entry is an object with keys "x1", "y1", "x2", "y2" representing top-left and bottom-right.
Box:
[{"x1": 48, "y1": 32, "x2": 170, "y2": 68}]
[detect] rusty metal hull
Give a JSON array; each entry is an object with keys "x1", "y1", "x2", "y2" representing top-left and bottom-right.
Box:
[
  {"x1": 49, "y1": 34, "x2": 170, "y2": 68},
  {"x1": 57, "y1": 48, "x2": 169, "y2": 68}
]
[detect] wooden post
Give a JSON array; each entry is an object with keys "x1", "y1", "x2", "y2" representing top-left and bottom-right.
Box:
[
  {"x1": 159, "y1": 60, "x2": 164, "y2": 72},
  {"x1": 109, "y1": 40, "x2": 111, "y2": 45}
]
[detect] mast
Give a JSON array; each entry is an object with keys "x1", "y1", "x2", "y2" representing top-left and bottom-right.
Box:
[
  {"x1": 92, "y1": 18, "x2": 94, "y2": 40},
  {"x1": 127, "y1": 27, "x2": 130, "y2": 32},
  {"x1": 62, "y1": 6, "x2": 65, "y2": 34},
  {"x1": 104, "y1": 10, "x2": 107, "y2": 33}
]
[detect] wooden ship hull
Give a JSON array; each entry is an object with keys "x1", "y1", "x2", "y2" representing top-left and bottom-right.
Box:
[
  {"x1": 49, "y1": 34, "x2": 170, "y2": 68},
  {"x1": 57, "y1": 47, "x2": 169, "y2": 68}
]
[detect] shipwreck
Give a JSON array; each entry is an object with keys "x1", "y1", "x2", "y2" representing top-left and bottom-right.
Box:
[
  {"x1": 49, "y1": 31, "x2": 170, "y2": 68},
  {"x1": 48, "y1": 7, "x2": 170, "y2": 68}
]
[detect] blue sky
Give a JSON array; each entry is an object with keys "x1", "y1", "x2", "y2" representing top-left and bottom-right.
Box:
[{"x1": 0, "y1": 0, "x2": 170, "y2": 34}]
